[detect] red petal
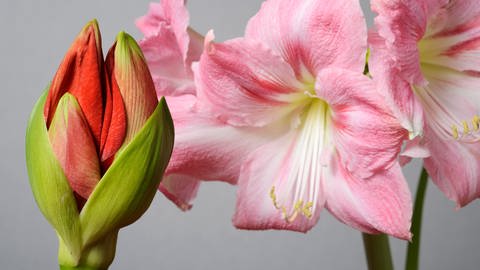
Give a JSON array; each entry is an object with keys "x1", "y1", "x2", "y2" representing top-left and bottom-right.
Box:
[
  {"x1": 100, "y1": 46, "x2": 127, "y2": 171},
  {"x1": 44, "y1": 20, "x2": 105, "y2": 147}
]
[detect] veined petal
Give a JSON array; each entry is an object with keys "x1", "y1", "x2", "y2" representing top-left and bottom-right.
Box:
[
  {"x1": 416, "y1": 66, "x2": 480, "y2": 142},
  {"x1": 45, "y1": 20, "x2": 104, "y2": 145},
  {"x1": 195, "y1": 37, "x2": 304, "y2": 127},
  {"x1": 424, "y1": 125, "x2": 480, "y2": 207},
  {"x1": 369, "y1": 33, "x2": 425, "y2": 137},
  {"x1": 245, "y1": 0, "x2": 367, "y2": 76},
  {"x1": 316, "y1": 68, "x2": 406, "y2": 178},
  {"x1": 48, "y1": 93, "x2": 101, "y2": 203},
  {"x1": 164, "y1": 95, "x2": 277, "y2": 186},
  {"x1": 234, "y1": 100, "x2": 332, "y2": 232},
  {"x1": 112, "y1": 32, "x2": 158, "y2": 145},
  {"x1": 325, "y1": 160, "x2": 412, "y2": 240}
]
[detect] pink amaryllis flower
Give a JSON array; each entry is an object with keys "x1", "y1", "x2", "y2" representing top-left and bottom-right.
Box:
[
  {"x1": 137, "y1": 0, "x2": 262, "y2": 210},
  {"x1": 369, "y1": 0, "x2": 480, "y2": 206},
  {"x1": 179, "y1": 0, "x2": 410, "y2": 239}
]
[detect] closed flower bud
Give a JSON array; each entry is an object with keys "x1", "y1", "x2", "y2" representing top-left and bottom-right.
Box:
[{"x1": 25, "y1": 20, "x2": 174, "y2": 270}]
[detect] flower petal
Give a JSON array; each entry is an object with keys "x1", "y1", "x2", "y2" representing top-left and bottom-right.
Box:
[
  {"x1": 44, "y1": 20, "x2": 104, "y2": 145},
  {"x1": 325, "y1": 160, "x2": 412, "y2": 240},
  {"x1": 417, "y1": 66, "x2": 480, "y2": 142},
  {"x1": 159, "y1": 174, "x2": 200, "y2": 211},
  {"x1": 137, "y1": 0, "x2": 203, "y2": 96},
  {"x1": 164, "y1": 95, "x2": 276, "y2": 185},
  {"x1": 424, "y1": 125, "x2": 480, "y2": 207},
  {"x1": 195, "y1": 37, "x2": 304, "y2": 127},
  {"x1": 245, "y1": 0, "x2": 367, "y2": 75},
  {"x1": 48, "y1": 93, "x2": 101, "y2": 203},
  {"x1": 233, "y1": 107, "x2": 332, "y2": 232},
  {"x1": 111, "y1": 32, "x2": 158, "y2": 145},
  {"x1": 316, "y1": 68, "x2": 406, "y2": 178}
]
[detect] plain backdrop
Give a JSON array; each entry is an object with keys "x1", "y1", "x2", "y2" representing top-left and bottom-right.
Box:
[{"x1": 1, "y1": 0, "x2": 480, "y2": 269}]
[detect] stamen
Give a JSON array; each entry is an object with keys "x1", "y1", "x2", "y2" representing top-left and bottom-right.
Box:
[
  {"x1": 452, "y1": 125, "x2": 459, "y2": 139},
  {"x1": 451, "y1": 115, "x2": 480, "y2": 139},
  {"x1": 463, "y1": 121, "x2": 470, "y2": 134},
  {"x1": 270, "y1": 186, "x2": 314, "y2": 223},
  {"x1": 473, "y1": 115, "x2": 480, "y2": 131}
]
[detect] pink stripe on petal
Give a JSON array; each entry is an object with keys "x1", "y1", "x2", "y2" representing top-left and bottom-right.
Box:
[
  {"x1": 195, "y1": 37, "x2": 303, "y2": 127},
  {"x1": 246, "y1": 0, "x2": 367, "y2": 76},
  {"x1": 316, "y1": 68, "x2": 407, "y2": 178}
]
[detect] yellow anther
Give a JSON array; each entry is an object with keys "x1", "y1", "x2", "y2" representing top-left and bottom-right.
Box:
[
  {"x1": 463, "y1": 121, "x2": 470, "y2": 134},
  {"x1": 452, "y1": 125, "x2": 459, "y2": 139},
  {"x1": 473, "y1": 115, "x2": 480, "y2": 131},
  {"x1": 269, "y1": 186, "x2": 314, "y2": 223},
  {"x1": 302, "y1": 202, "x2": 314, "y2": 218},
  {"x1": 270, "y1": 186, "x2": 280, "y2": 209}
]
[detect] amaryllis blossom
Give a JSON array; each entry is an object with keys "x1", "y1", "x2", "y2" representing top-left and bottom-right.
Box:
[
  {"x1": 137, "y1": 0, "x2": 268, "y2": 211},
  {"x1": 369, "y1": 0, "x2": 480, "y2": 206},
  {"x1": 161, "y1": 0, "x2": 412, "y2": 239},
  {"x1": 25, "y1": 20, "x2": 174, "y2": 269}
]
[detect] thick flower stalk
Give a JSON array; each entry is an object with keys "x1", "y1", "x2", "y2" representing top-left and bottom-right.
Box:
[
  {"x1": 25, "y1": 20, "x2": 174, "y2": 270},
  {"x1": 369, "y1": 0, "x2": 480, "y2": 206},
  {"x1": 144, "y1": 0, "x2": 412, "y2": 239}
]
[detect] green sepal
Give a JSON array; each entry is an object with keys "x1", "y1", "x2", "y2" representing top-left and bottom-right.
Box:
[
  {"x1": 80, "y1": 97, "x2": 174, "y2": 246},
  {"x1": 25, "y1": 89, "x2": 82, "y2": 261}
]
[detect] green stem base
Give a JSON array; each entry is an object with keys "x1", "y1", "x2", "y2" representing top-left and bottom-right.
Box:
[
  {"x1": 362, "y1": 233, "x2": 394, "y2": 270},
  {"x1": 58, "y1": 231, "x2": 118, "y2": 270}
]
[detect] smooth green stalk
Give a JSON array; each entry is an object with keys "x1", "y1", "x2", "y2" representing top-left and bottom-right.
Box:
[
  {"x1": 58, "y1": 231, "x2": 118, "y2": 270},
  {"x1": 405, "y1": 167, "x2": 429, "y2": 270},
  {"x1": 362, "y1": 233, "x2": 394, "y2": 270}
]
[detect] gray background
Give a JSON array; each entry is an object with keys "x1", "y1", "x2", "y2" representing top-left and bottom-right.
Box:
[{"x1": 1, "y1": 0, "x2": 479, "y2": 269}]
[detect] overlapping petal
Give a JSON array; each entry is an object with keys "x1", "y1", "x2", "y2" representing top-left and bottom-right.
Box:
[
  {"x1": 233, "y1": 131, "x2": 325, "y2": 233},
  {"x1": 162, "y1": 95, "x2": 283, "y2": 209},
  {"x1": 245, "y1": 0, "x2": 367, "y2": 76},
  {"x1": 48, "y1": 93, "x2": 101, "y2": 202},
  {"x1": 316, "y1": 68, "x2": 407, "y2": 178},
  {"x1": 195, "y1": 36, "x2": 304, "y2": 127},
  {"x1": 136, "y1": 0, "x2": 203, "y2": 97}
]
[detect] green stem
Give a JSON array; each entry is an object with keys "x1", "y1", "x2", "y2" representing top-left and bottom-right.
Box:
[
  {"x1": 405, "y1": 167, "x2": 429, "y2": 270},
  {"x1": 362, "y1": 233, "x2": 394, "y2": 270}
]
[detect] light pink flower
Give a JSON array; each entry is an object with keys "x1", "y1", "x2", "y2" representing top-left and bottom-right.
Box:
[
  {"x1": 188, "y1": 0, "x2": 411, "y2": 239},
  {"x1": 370, "y1": 0, "x2": 480, "y2": 206},
  {"x1": 137, "y1": 0, "x2": 265, "y2": 210}
]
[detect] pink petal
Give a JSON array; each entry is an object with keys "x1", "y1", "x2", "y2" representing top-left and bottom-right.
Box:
[
  {"x1": 369, "y1": 32, "x2": 425, "y2": 137},
  {"x1": 316, "y1": 68, "x2": 407, "y2": 178},
  {"x1": 233, "y1": 128, "x2": 329, "y2": 233},
  {"x1": 137, "y1": 0, "x2": 203, "y2": 97},
  {"x1": 195, "y1": 37, "x2": 303, "y2": 127},
  {"x1": 162, "y1": 95, "x2": 277, "y2": 208},
  {"x1": 139, "y1": 29, "x2": 196, "y2": 97},
  {"x1": 424, "y1": 125, "x2": 480, "y2": 207},
  {"x1": 325, "y1": 160, "x2": 412, "y2": 240},
  {"x1": 48, "y1": 94, "x2": 101, "y2": 204},
  {"x1": 159, "y1": 174, "x2": 200, "y2": 211},
  {"x1": 418, "y1": 66, "x2": 480, "y2": 142},
  {"x1": 245, "y1": 0, "x2": 367, "y2": 76}
]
